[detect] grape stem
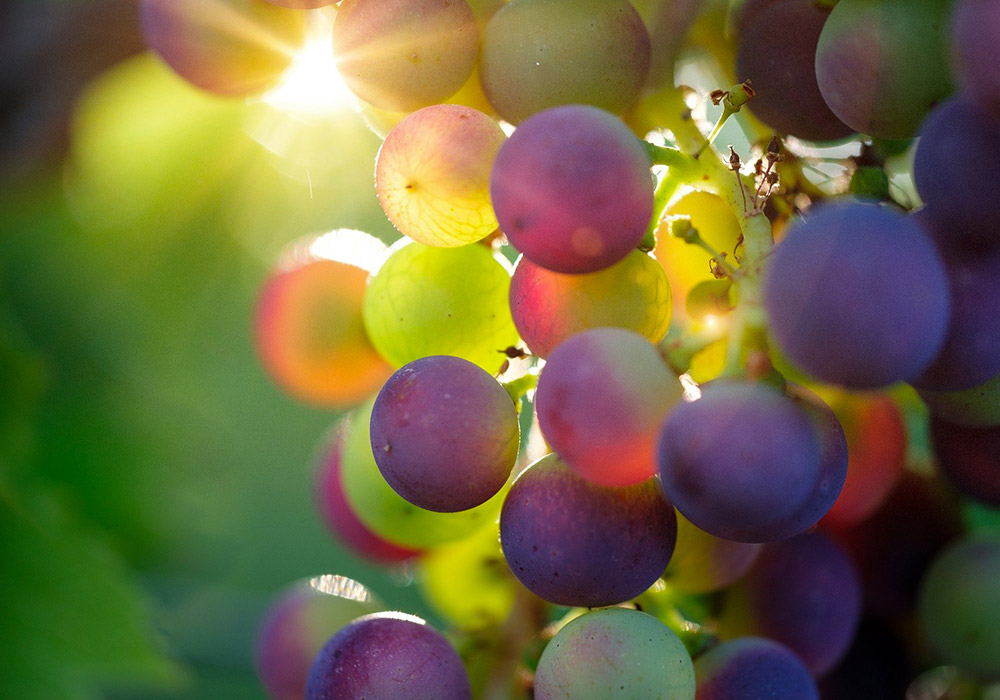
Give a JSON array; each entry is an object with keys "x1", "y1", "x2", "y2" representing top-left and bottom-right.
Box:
[{"x1": 502, "y1": 370, "x2": 539, "y2": 406}]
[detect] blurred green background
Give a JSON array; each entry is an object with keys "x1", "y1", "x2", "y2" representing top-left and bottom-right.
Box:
[{"x1": 0, "y1": 2, "x2": 427, "y2": 696}]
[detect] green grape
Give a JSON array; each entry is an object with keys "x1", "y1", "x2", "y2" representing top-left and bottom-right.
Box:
[
  {"x1": 664, "y1": 513, "x2": 761, "y2": 594},
  {"x1": 533, "y1": 608, "x2": 695, "y2": 699},
  {"x1": 363, "y1": 241, "x2": 519, "y2": 373},
  {"x1": 418, "y1": 521, "x2": 517, "y2": 630},
  {"x1": 919, "y1": 369, "x2": 1000, "y2": 428},
  {"x1": 919, "y1": 535, "x2": 1000, "y2": 680},
  {"x1": 479, "y1": 0, "x2": 650, "y2": 123},
  {"x1": 340, "y1": 399, "x2": 505, "y2": 549}
]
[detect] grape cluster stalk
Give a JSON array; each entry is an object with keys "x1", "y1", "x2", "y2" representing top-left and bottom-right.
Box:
[{"x1": 140, "y1": 0, "x2": 1000, "y2": 697}]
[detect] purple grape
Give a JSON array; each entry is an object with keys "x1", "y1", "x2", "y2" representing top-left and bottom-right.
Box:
[
  {"x1": 255, "y1": 577, "x2": 383, "y2": 700},
  {"x1": 657, "y1": 380, "x2": 822, "y2": 543},
  {"x1": 534, "y1": 328, "x2": 682, "y2": 487},
  {"x1": 930, "y1": 417, "x2": 1000, "y2": 506},
  {"x1": 952, "y1": 0, "x2": 1000, "y2": 120},
  {"x1": 763, "y1": 200, "x2": 951, "y2": 389},
  {"x1": 694, "y1": 637, "x2": 818, "y2": 700},
  {"x1": 305, "y1": 612, "x2": 471, "y2": 699},
  {"x1": 911, "y1": 237, "x2": 1000, "y2": 391},
  {"x1": 490, "y1": 105, "x2": 654, "y2": 274},
  {"x1": 815, "y1": 0, "x2": 954, "y2": 138},
  {"x1": 370, "y1": 355, "x2": 519, "y2": 513},
  {"x1": 734, "y1": 0, "x2": 852, "y2": 142},
  {"x1": 719, "y1": 533, "x2": 862, "y2": 676},
  {"x1": 499, "y1": 453, "x2": 676, "y2": 607},
  {"x1": 741, "y1": 386, "x2": 848, "y2": 542},
  {"x1": 913, "y1": 98, "x2": 1000, "y2": 249}
]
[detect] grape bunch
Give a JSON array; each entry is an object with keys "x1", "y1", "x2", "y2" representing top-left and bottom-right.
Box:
[{"x1": 140, "y1": 0, "x2": 1000, "y2": 697}]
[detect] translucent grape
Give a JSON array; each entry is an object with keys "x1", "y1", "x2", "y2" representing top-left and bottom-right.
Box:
[
  {"x1": 362, "y1": 241, "x2": 519, "y2": 374},
  {"x1": 140, "y1": 0, "x2": 307, "y2": 96},
  {"x1": 491, "y1": 105, "x2": 654, "y2": 274},
  {"x1": 534, "y1": 608, "x2": 695, "y2": 700},
  {"x1": 265, "y1": 0, "x2": 335, "y2": 7},
  {"x1": 509, "y1": 251, "x2": 671, "y2": 357},
  {"x1": 375, "y1": 105, "x2": 506, "y2": 247},
  {"x1": 370, "y1": 355, "x2": 519, "y2": 512},
  {"x1": 815, "y1": 0, "x2": 954, "y2": 138},
  {"x1": 305, "y1": 612, "x2": 472, "y2": 699},
  {"x1": 340, "y1": 400, "x2": 504, "y2": 548},
  {"x1": 763, "y1": 200, "x2": 950, "y2": 389},
  {"x1": 332, "y1": 0, "x2": 478, "y2": 112},
  {"x1": 314, "y1": 424, "x2": 422, "y2": 563},
  {"x1": 535, "y1": 328, "x2": 682, "y2": 487},
  {"x1": 479, "y1": 0, "x2": 650, "y2": 124},
  {"x1": 720, "y1": 532, "x2": 862, "y2": 675},
  {"x1": 255, "y1": 576, "x2": 383, "y2": 700},
  {"x1": 657, "y1": 380, "x2": 821, "y2": 543},
  {"x1": 499, "y1": 454, "x2": 676, "y2": 607},
  {"x1": 694, "y1": 637, "x2": 818, "y2": 700},
  {"x1": 920, "y1": 368, "x2": 1000, "y2": 428},
  {"x1": 919, "y1": 535, "x2": 1000, "y2": 680},
  {"x1": 735, "y1": 0, "x2": 852, "y2": 142},
  {"x1": 663, "y1": 513, "x2": 761, "y2": 594},
  {"x1": 254, "y1": 230, "x2": 392, "y2": 408}
]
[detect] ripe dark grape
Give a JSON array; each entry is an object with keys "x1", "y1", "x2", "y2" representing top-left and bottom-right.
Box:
[
  {"x1": 657, "y1": 380, "x2": 821, "y2": 543},
  {"x1": 140, "y1": 0, "x2": 307, "y2": 96},
  {"x1": 491, "y1": 105, "x2": 654, "y2": 274},
  {"x1": 930, "y1": 417, "x2": 1000, "y2": 506},
  {"x1": 734, "y1": 0, "x2": 852, "y2": 142},
  {"x1": 305, "y1": 612, "x2": 472, "y2": 699},
  {"x1": 369, "y1": 355, "x2": 519, "y2": 512},
  {"x1": 763, "y1": 201, "x2": 950, "y2": 389},
  {"x1": 694, "y1": 637, "x2": 818, "y2": 700},
  {"x1": 664, "y1": 514, "x2": 761, "y2": 594},
  {"x1": 375, "y1": 105, "x2": 506, "y2": 247},
  {"x1": 255, "y1": 576, "x2": 383, "y2": 700},
  {"x1": 535, "y1": 328, "x2": 682, "y2": 487},
  {"x1": 315, "y1": 424, "x2": 421, "y2": 563},
  {"x1": 952, "y1": 0, "x2": 1000, "y2": 119},
  {"x1": 534, "y1": 608, "x2": 695, "y2": 699},
  {"x1": 509, "y1": 251, "x2": 671, "y2": 358},
  {"x1": 720, "y1": 532, "x2": 862, "y2": 675},
  {"x1": 332, "y1": 0, "x2": 478, "y2": 112},
  {"x1": 499, "y1": 454, "x2": 676, "y2": 607},
  {"x1": 254, "y1": 230, "x2": 392, "y2": 408},
  {"x1": 919, "y1": 536, "x2": 1000, "y2": 681},
  {"x1": 479, "y1": 0, "x2": 650, "y2": 124},
  {"x1": 815, "y1": 0, "x2": 954, "y2": 138},
  {"x1": 913, "y1": 98, "x2": 1000, "y2": 248}
]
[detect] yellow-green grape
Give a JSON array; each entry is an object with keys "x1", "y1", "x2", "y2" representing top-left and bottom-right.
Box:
[
  {"x1": 419, "y1": 521, "x2": 517, "y2": 630},
  {"x1": 376, "y1": 105, "x2": 506, "y2": 247},
  {"x1": 664, "y1": 513, "x2": 761, "y2": 594},
  {"x1": 654, "y1": 191, "x2": 742, "y2": 324},
  {"x1": 340, "y1": 399, "x2": 505, "y2": 548},
  {"x1": 363, "y1": 241, "x2": 519, "y2": 373}
]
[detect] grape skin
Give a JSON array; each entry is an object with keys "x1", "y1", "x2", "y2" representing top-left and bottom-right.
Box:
[
  {"x1": 509, "y1": 251, "x2": 671, "y2": 358},
  {"x1": 376, "y1": 105, "x2": 506, "y2": 247},
  {"x1": 491, "y1": 105, "x2": 654, "y2": 274},
  {"x1": 919, "y1": 368, "x2": 1000, "y2": 428},
  {"x1": 305, "y1": 613, "x2": 472, "y2": 699},
  {"x1": 952, "y1": 0, "x2": 1000, "y2": 120},
  {"x1": 657, "y1": 380, "x2": 821, "y2": 543},
  {"x1": 140, "y1": 0, "x2": 307, "y2": 96},
  {"x1": 369, "y1": 355, "x2": 519, "y2": 513},
  {"x1": 735, "y1": 0, "x2": 852, "y2": 142},
  {"x1": 930, "y1": 417, "x2": 1000, "y2": 506},
  {"x1": 534, "y1": 608, "x2": 695, "y2": 700},
  {"x1": 499, "y1": 454, "x2": 676, "y2": 607},
  {"x1": 479, "y1": 0, "x2": 650, "y2": 124},
  {"x1": 332, "y1": 0, "x2": 479, "y2": 112},
  {"x1": 694, "y1": 637, "x2": 818, "y2": 700},
  {"x1": 763, "y1": 201, "x2": 950, "y2": 389},
  {"x1": 664, "y1": 514, "x2": 761, "y2": 594}
]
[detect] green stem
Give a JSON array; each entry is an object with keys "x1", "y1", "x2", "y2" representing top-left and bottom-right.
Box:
[{"x1": 502, "y1": 371, "x2": 539, "y2": 405}]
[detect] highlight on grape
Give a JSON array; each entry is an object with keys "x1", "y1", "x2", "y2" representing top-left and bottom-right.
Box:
[{"x1": 137, "y1": 0, "x2": 1000, "y2": 696}]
